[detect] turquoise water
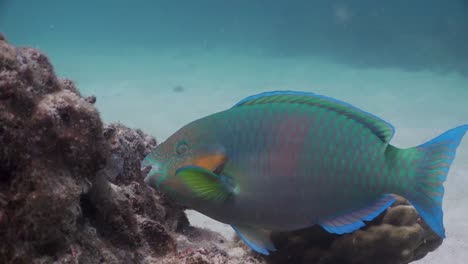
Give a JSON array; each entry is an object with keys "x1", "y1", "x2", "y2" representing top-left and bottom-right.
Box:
[{"x1": 2, "y1": 1, "x2": 468, "y2": 263}]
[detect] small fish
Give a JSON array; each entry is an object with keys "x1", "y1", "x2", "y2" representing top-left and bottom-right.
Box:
[{"x1": 141, "y1": 91, "x2": 467, "y2": 255}]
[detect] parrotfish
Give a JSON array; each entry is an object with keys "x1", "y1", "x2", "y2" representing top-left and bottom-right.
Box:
[{"x1": 141, "y1": 91, "x2": 467, "y2": 255}]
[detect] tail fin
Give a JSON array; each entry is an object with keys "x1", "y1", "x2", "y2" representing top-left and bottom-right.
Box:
[{"x1": 405, "y1": 125, "x2": 468, "y2": 238}]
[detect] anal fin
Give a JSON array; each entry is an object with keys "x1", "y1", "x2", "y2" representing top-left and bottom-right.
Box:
[
  {"x1": 320, "y1": 194, "x2": 396, "y2": 235},
  {"x1": 232, "y1": 225, "x2": 276, "y2": 255}
]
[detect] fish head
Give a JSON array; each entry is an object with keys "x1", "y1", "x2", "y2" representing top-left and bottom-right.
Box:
[{"x1": 141, "y1": 122, "x2": 227, "y2": 200}]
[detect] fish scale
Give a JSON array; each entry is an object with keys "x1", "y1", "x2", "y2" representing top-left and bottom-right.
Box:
[{"x1": 143, "y1": 90, "x2": 468, "y2": 255}]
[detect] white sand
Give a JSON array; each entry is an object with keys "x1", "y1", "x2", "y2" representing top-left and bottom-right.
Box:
[{"x1": 54, "y1": 48, "x2": 468, "y2": 263}]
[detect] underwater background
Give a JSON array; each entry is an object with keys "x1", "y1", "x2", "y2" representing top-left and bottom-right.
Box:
[{"x1": 1, "y1": 0, "x2": 467, "y2": 263}]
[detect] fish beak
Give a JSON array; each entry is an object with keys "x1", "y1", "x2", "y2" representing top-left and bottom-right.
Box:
[
  {"x1": 141, "y1": 163, "x2": 164, "y2": 188},
  {"x1": 141, "y1": 165, "x2": 153, "y2": 183}
]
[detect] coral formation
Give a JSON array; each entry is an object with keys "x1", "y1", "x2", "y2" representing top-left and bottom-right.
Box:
[
  {"x1": 0, "y1": 33, "x2": 443, "y2": 264},
  {"x1": 264, "y1": 195, "x2": 443, "y2": 264}
]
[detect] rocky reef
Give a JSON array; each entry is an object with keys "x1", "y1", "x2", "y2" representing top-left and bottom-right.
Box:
[
  {"x1": 0, "y1": 33, "x2": 443, "y2": 264},
  {"x1": 0, "y1": 33, "x2": 258, "y2": 264}
]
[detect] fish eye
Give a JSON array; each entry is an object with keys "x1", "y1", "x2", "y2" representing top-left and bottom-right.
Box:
[{"x1": 176, "y1": 141, "x2": 189, "y2": 155}]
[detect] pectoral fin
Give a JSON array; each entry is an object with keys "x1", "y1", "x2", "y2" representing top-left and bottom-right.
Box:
[
  {"x1": 175, "y1": 165, "x2": 232, "y2": 203},
  {"x1": 232, "y1": 225, "x2": 276, "y2": 255}
]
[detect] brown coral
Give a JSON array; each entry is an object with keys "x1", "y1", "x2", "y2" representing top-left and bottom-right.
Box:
[
  {"x1": 262, "y1": 195, "x2": 443, "y2": 264},
  {"x1": 0, "y1": 33, "x2": 238, "y2": 264}
]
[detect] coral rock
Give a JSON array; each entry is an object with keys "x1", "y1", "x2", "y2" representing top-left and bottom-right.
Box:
[
  {"x1": 265, "y1": 196, "x2": 443, "y2": 264},
  {"x1": 0, "y1": 34, "x2": 254, "y2": 264}
]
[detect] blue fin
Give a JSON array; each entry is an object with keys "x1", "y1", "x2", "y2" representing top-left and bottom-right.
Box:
[
  {"x1": 232, "y1": 225, "x2": 276, "y2": 255},
  {"x1": 232, "y1": 90, "x2": 395, "y2": 142},
  {"x1": 405, "y1": 124, "x2": 468, "y2": 238},
  {"x1": 320, "y1": 194, "x2": 396, "y2": 234}
]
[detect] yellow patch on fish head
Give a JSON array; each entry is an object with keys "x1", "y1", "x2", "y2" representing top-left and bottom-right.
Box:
[{"x1": 191, "y1": 153, "x2": 227, "y2": 172}]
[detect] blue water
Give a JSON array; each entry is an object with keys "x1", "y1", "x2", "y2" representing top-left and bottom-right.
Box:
[{"x1": 2, "y1": 1, "x2": 468, "y2": 263}]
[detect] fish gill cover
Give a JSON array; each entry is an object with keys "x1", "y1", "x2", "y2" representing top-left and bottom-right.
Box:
[{"x1": 0, "y1": 33, "x2": 447, "y2": 264}]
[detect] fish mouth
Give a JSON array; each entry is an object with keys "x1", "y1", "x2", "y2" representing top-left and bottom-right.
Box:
[
  {"x1": 141, "y1": 164, "x2": 164, "y2": 187},
  {"x1": 141, "y1": 165, "x2": 152, "y2": 178}
]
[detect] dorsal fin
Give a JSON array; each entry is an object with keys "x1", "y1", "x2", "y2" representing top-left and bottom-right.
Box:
[{"x1": 232, "y1": 90, "x2": 395, "y2": 143}]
